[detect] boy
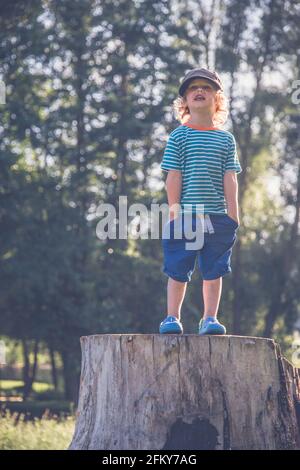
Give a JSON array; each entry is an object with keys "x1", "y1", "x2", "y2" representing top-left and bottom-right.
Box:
[{"x1": 159, "y1": 68, "x2": 242, "y2": 335}]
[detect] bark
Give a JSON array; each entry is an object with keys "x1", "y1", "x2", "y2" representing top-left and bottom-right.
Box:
[{"x1": 69, "y1": 334, "x2": 300, "y2": 450}]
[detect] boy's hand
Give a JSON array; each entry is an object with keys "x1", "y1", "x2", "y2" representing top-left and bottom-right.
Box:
[
  {"x1": 169, "y1": 208, "x2": 180, "y2": 221},
  {"x1": 228, "y1": 212, "x2": 240, "y2": 225}
]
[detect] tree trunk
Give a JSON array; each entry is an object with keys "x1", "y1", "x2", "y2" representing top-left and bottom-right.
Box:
[
  {"x1": 69, "y1": 334, "x2": 300, "y2": 450},
  {"x1": 22, "y1": 339, "x2": 39, "y2": 400},
  {"x1": 61, "y1": 349, "x2": 81, "y2": 404},
  {"x1": 49, "y1": 345, "x2": 58, "y2": 391},
  {"x1": 22, "y1": 339, "x2": 30, "y2": 395}
]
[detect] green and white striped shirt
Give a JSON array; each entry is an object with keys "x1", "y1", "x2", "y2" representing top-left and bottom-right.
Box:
[{"x1": 160, "y1": 123, "x2": 242, "y2": 215}]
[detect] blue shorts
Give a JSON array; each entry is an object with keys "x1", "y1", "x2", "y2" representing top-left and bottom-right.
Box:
[{"x1": 161, "y1": 213, "x2": 240, "y2": 282}]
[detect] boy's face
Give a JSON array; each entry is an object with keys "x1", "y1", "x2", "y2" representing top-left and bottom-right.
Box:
[{"x1": 183, "y1": 78, "x2": 217, "y2": 111}]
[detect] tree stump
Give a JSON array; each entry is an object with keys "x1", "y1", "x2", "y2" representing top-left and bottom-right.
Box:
[{"x1": 69, "y1": 334, "x2": 300, "y2": 450}]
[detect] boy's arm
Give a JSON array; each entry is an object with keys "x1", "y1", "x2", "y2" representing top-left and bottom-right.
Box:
[
  {"x1": 224, "y1": 171, "x2": 240, "y2": 225},
  {"x1": 165, "y1": 170, "x2": 182, "y2": 221}
]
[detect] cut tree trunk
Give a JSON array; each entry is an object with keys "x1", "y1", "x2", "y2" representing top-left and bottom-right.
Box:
[{"x1": 69, "y1": 334, "x2": 300, "y2": 450}]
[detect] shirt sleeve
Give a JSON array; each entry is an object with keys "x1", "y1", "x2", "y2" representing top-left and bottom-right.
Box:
[
  {"x1": 160, "y1": 133, "x2": 182, "y2": 172},
  {"x1": 225, "y1": 134, "x2": 242, "y2": 174}
]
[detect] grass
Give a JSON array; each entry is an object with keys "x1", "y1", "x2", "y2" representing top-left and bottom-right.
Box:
[
  {"x1": 0, "y1": 411, "x2": 75, "y2": 450},
  {"x1": 0, "y1": 379, "x2": 75, "y2": 448}
]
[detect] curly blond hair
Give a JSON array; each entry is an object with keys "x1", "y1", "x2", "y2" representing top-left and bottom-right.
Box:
[{"x1": 172, "y1": 89, "x2": 229, "y2": 128}]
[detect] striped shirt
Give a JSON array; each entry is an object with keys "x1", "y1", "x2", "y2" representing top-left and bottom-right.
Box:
[{"x1": 160, "y1": 123, "x2": 242, "y2": 215}]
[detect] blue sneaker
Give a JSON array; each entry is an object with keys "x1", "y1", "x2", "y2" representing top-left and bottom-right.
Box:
[
  {"x1": 198, "y1": 316, "x2": 226, "y2": 335},
  {"x1": 159, "y1": 315, "x2": 183, "y2": 334}
]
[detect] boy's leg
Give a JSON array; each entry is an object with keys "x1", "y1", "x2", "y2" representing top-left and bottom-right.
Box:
[
  {"x1": 198, "y1": 214, "x2": 239, "y2": 321},
  {"x1": 202, "y1": 277, "x2": 222, "y2": 319},
  {"x1": 199, "y1": 276, "x2": 226, "y2": 335},
  {"x1": 167, "y1": 278, "x2": 187, "y2": 320},
  {"x1": 197, "y1": 214, "x2": 238, "y2": 334}
]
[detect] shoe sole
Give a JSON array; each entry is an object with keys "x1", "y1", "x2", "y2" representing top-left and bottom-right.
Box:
[
  {"x1": 159, "y1": 324, "x2": 183, "y2": 334},
  {"x1": 199, "y1": 324, "x2": 226, "y2": 335}
]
